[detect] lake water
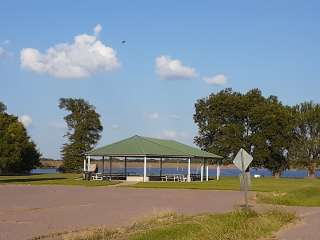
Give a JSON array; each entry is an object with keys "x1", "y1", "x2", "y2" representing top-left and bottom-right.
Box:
[
  {"x1": 30, "y1": 168, "x2": 59, "y2": 174},
  {"x1": 31, "y1": 167, "x2": 320, "y2": 178}
]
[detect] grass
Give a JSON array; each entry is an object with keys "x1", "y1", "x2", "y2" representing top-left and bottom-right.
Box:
[
  {"x1": 132, "y1": 177, "x2": 320, "y2": 207},
  {"x1": 0, "y1": 173, "x2": 120, "y2": 187},
  {"x1": 256, "y1": 186, "x2": 320, "y2": 206},
  {"x1": 132, "y1": 177, "x2": 319, "y2": 192},
  {"x1": 35, "y1": 208, "x2": 295, "y2": 240}
]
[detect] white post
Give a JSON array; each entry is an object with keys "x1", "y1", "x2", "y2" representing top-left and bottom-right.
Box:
[
  {"x1": 143, "y1": 156, "x2": 147, "y2": 182},
  {"x1": 206, "y1": 165, "x2": 209, "y2": 181},
  {"x1": 88, "y1": 156, "x2": 91, "y2": 171},
  {"x1": 217, "y1": 163, "x2": 220, "y2": 181},
  {"x1": 83, "y1": 157, "x2": 87, "y2": 171},
  {"x1": 187, "y1": 158, "x2": 191, "y2": 182},
  {"x1": 200, "y1": 164, "x2": 204, "y2": 182}
]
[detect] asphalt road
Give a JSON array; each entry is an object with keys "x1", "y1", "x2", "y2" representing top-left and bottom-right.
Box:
[{"x1": 0, "y1": 185, "x2": 242, "y2": 240}]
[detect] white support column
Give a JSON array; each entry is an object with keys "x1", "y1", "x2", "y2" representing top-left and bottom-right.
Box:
[
  {"x1": 83, "y1": 157, "x2": 87, "y2": 171},
  {"x1": 206, "y1": 165, "x2": 209, "y2": 181},
  {"x1": 143, "y1": 156, "x2": 147, "y2": 182},
  {"x1": 187, "y1": 158, "x2": 191, "y2": 182},
  {"x1": 200, "y1": 164, "x2": 204, "y2": 182},
  {"x1": 88, "y1": 156, "x2": 91, "y2": 171},
  {"x1": 216, "y1": 163, "x2": 220, "y2": 181}
]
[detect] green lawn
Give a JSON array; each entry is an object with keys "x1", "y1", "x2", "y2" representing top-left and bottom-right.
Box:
[
  {"x1": 256, "y1": 186, "x2": 320, "y2": 206},
  {"x1": 46, "y1": 209, "x2": 295, "y2": 240},
  {"x1": 0, "y1": 173, "x2": 119, "y2": 187},
  {"x1": 132, "y1": 177, "x2": 320, "y2": 192},
  {"x1": 132, "y1": 177, "x2": 320, "y2": 206}
]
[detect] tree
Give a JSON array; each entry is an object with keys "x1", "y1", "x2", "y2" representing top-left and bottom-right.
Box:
[
  {"x1": 193, "y1": 88, "x2": 266, "y2": 164},
  {"x1": 0, "y1": 102, "x2": 6, "y2": 113},
  {"x1": 250, "y1": 97, "x2": 295, "y2": 177},
  {"x1": 193, "y1": 88, "x2": 295, "y2": 177},
  {"x1": 0, "y1": 102, "x2": 40, "y2": 174},
  {"x1": 194, "y1": 88, "x2": 244, "y2": 162},
  {"x1": 291, "y1": 102, "x2": 320, "y2": 178},
  {"x1": 59, "y1": 98, "x2": 103, "y2": 172}
]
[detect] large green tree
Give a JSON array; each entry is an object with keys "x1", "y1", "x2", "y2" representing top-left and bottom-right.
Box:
[
  {"x1": 0, "y1": 102, "x2": 40, "y2": 174},
  {"x1": 290, "y1": 102, "x2": 320, "y2": 178},
  {"x1": 194, "y1": 88, "x2": 295, "y2": 177},
  {"x1": 250, "y1": 97, "x2": 295, "y2": 177},
  {"x1": 193, "y1": 88, "x2": 265, "y2": 163},
  {"x1": 59, "y1": 98, "x2": 103, "y2": 172}
]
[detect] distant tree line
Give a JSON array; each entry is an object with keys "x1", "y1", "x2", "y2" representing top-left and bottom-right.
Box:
[{"x1": 194, "y1": 88, "x2": 320, "y2": 178}]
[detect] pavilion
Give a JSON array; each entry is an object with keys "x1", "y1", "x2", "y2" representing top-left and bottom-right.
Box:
[{"x1": 84, "y1": 135, "x2": 222, "y2": 182}]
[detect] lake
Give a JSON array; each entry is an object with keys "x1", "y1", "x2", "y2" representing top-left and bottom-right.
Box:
[{"x1": 31, "y1": 167, "x2": 320, "y2": 178}]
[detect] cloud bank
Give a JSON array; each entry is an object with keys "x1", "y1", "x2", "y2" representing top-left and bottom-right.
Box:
[{"x1": 20, "y1": 24, "x2": 119, "y2": 79}]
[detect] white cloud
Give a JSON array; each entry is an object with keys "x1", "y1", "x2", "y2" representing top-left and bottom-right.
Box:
[
  {"x1": 94, "y1": 24, "x2": 102, "y2": 36},
  {"x1": 20, "y1": 24, "x2": 120, "y2": 79},
  {"x1": 19, "y1": 115, "x2": 32, "y2": 128},
  {"x1": 111, "y1": 124, "x2": 119, "y2": 129},
  {"x1": 161, "y1": 130, "x2": 188, "y2": 141},
  {"x1": 162, "y1": 130, "x2": 177, "y2": 139},
  {"x1": 169, "y1": 114, "x2": 180, "y2": 119},
  {"x1": 155, "y1": 55, "x2": 197, "y2": 80},
  {"x1": 146, "y1": 112, "x2": 159, "y2": 120},
  {"x1": 203, "y1": 74, "x2": 227, "y2": 85},
  {"x1": 145, "y1": 112, "x2": 160, "y2": 120}
]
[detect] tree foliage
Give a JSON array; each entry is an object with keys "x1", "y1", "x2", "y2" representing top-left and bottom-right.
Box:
[
  {"x1": 194, "y1": 88, "x2": 295, "y2": 176},
  {"x1": 0, "y1": 102, "x2": 6, "y2": 113},
  {"x1": 0, "y1": 102, "x2": 40, "y2": 174},
  {"x1": 59, "y1": 98, "x2": 103, "y2": 172},
  {"x1": 290, "y1": 102, "x2": 320, "y2": 178}
]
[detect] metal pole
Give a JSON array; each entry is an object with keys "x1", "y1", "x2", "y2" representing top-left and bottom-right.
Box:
[
  {"x1": 160, "y1": 157, "x2": 163, "y2": 177},
  {"x1": 206, "y1": 162, "x2": 209, "y2": 181},
  {"x1": 102, "y1": 156, "x2": 105, "y2": 173},
  {"x1": 143, "y1": 156, "x2": 147, "y2": 182},
  {"x1": 87, "y1": 156, "x2": 91, "y2": 180},
  {"x1": 203, "y1": 159, "x2": 206, "y2": 180},
  {"x1": 200, "y1": 163, "x2": 204, "y2": 182},
  {"x1": 88, "y1": 156, "x2": 91, "y2": 170},
  {"x1": 124, "y1": 157, "x2": 127, "y2": 177},
  {"x1": 109, "y1": 156, "x2": 112, "y2": 177},
  {"x1": 217, "y1": 163, "x2": 220, "y2": 181},
  {"x1": 187, "y1": 158, "x2": 191, "y2": 182},
  {"x1": 241, "y1": 149, "x2": 249, "y2": 208}
]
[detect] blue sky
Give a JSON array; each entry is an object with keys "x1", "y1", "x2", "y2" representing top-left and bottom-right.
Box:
[{"x1": 1, "y1": 1, "x2": 320, "y2": 159}]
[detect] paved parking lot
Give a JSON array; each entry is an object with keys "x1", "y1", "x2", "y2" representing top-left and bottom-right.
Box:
[{"x1": 0, "y1": 185, "x2": 242, "y2": 240}]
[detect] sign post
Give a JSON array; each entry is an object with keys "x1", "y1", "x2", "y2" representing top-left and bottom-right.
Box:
[{"x1": 233, "y1": 148, "x2": 253, "y2": 208}]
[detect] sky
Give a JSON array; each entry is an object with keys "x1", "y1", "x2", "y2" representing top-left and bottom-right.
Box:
[{"x1": 1, "y1": 1, "x2": 320, "y2": 159}]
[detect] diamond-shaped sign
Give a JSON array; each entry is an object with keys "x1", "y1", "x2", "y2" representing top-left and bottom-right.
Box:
[{"x1": 233, "y1": 148, "x2": 253, "y2": 172}]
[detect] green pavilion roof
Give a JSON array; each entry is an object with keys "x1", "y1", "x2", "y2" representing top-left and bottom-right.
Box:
[{"x1": 86, "y1": 135, "x2": 222, "y2": 159}]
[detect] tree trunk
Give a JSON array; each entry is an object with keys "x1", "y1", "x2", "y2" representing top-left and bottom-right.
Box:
[
  {"x1": 307, "y1": 162, "x2": 317, "y2": 179},
  {"x1": 273, "y1": 171, "x2": 281, "y2": 179}
]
